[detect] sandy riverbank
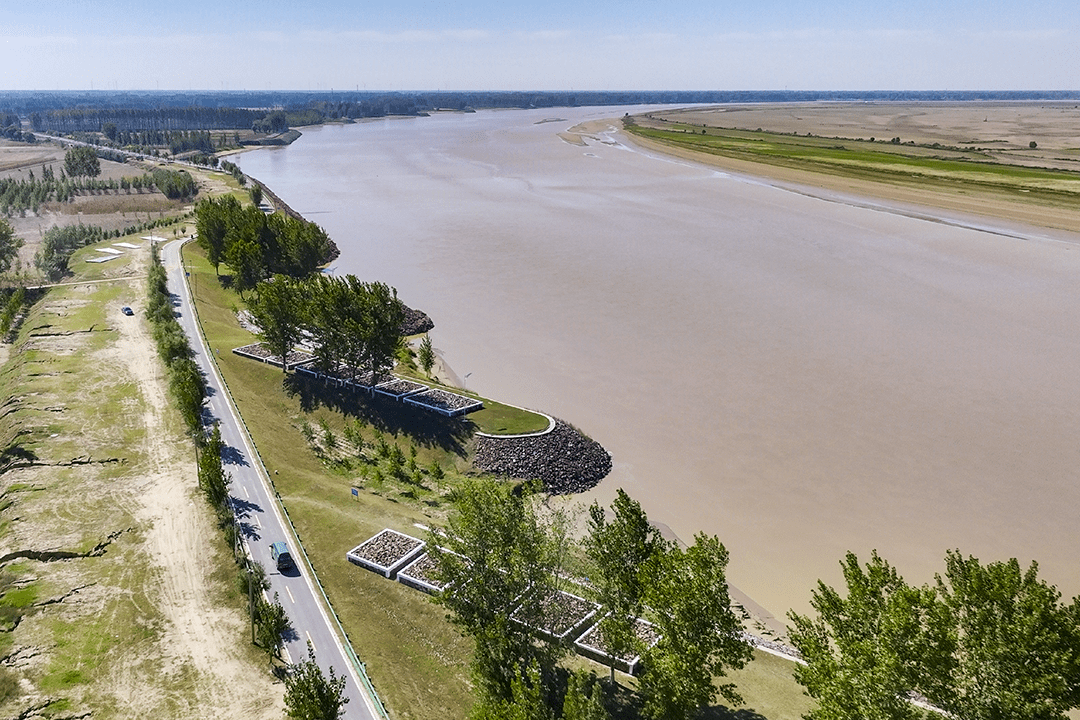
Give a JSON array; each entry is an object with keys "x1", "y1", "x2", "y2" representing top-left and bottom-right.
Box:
[{"x1": 614, "y1": 102, "x2": 1080, "y2": 235}]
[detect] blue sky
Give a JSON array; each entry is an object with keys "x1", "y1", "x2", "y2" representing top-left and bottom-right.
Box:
[{"x1": 2, "y1": 0, "x2": 1078, "y2": 90}]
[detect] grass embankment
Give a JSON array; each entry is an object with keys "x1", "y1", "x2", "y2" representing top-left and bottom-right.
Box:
[
  {"x1": 184, "y1": 242, "x2": 475, "y2": 719},
  {"x1": 0, "y1": 229, "x2": 275, "y2": 718},
  {"x1": 182, "y1": 241, "x2": 812, "y2": 720},
  {"x1": 624, "y1": 120, "x2": 1080, "y2": 208}
]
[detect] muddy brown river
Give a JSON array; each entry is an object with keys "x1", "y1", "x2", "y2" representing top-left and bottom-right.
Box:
[{"x1": 232, "y1": 106, "x2": 1080, "y2": 622}]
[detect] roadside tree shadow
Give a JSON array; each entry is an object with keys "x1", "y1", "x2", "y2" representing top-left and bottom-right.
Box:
[
  {"x1": 281, "y1": 623, "x2": 301, "y2": 644},
  {"x1": 229, "y1": 496, "x2": 262, "y2": 519},
  {"x1": 236, "y1": 520, "x2": 261, "y2": 541},
  {"x1": 0, "y1": 434, "x2": 37, "y2": 468},
  {"x1": 221, "y1": 444, "x2": 248, "y2": 467},
  {"x1": 282, "y1": 373, "x2": 473, "y2": 456},
  {"x1": 230, "y1": 496, "x2": 263, "y2": 539},
  {"x1": 698, "y1": 706, "x2": 769, "y2": 720},
  {"x1": 598, "y1": 679, "x2": 771, "y2": 720}
]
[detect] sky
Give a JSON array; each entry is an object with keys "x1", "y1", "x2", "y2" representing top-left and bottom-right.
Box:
[{"x1": 2, "y1": 0, "x2": 1078, "y2": 91}]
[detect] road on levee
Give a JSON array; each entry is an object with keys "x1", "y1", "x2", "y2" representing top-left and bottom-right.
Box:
[{"x1": 161, "y1": 238, "x2": 383, "y2": 720}]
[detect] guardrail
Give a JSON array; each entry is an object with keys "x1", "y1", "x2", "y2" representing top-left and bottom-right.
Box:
[{"x1": 178, "y1": 240, "x2": 389, "y2": 720}]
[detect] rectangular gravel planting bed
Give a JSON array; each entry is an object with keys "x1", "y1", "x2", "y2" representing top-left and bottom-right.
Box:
[
  {"x1": 511, "y1": 588, "x2": 600, "y2": 642},
  {"x1": 232, "y1": 342, "x2": 313, "y2": 368},
  {"x1": 397, "y1": 550, "x2": 463, "y2": 594},
  {"x1": 373, "y1": 378, "x2": 428, "y2": 399},
  {"x1": 404, "y1": 388, "x2": 484, "y2": 417},
  {"x1": 574, "y1": 616, "x2": 661, "y2": 675},
  {"x1": 346, "y1": 528, "x2": 426, "y2": 578},
  {"x1": 340, "y1": 367, "x2": 394, "y2": 389}
]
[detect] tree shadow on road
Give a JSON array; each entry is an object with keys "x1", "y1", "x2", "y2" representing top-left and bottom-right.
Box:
[{"x1": 221, "y1": 443, "x2": 249, "y2": 467}]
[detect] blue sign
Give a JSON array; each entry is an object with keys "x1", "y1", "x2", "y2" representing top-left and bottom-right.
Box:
[{"x1": 351, "y1": 487, "x2": 359, "y2": 498}]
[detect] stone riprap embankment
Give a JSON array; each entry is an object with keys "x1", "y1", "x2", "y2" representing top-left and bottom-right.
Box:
[
  {"x1": 473, "y1": 419, "x2": 611, "y2": 494},
  {"x1": 401, "y1": 305, "x2": 434, "y2": 336}
]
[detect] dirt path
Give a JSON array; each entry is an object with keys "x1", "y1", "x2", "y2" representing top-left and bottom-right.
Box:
[{"x1": 103, "y1": 255, "x2": 283, "y2": 719}]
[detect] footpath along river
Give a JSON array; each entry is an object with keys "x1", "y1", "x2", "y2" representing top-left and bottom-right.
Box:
[{"x1": 232, "y1": 105, "x2": 1080, "y2": 624}]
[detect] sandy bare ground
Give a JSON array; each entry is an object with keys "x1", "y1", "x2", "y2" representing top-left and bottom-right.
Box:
[
  {"x1": 101, "y1": 252, "x2": 283, "y2": 718},
  {"x1": 0, "y1": 242, "x2": 282, "y2": 717},
  {"x1": 617, "y1": 102, "x2": 1080, "y2": 234}
]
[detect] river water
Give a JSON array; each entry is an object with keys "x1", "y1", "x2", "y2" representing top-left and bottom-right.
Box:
[{"x1": 232, "y1": 106, "x2": 1080, "y2": 621}]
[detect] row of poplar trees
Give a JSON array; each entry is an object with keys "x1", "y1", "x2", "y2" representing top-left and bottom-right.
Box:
[
  {"x1": 195, "y1": 194, "x2": 336, "y2": 294},
  {"x1": 429, "y1": 482, "x2": 751, "y2": 720},
  {"x1": 429, "y1": 479, "x2": 1080, "y2": 720}
]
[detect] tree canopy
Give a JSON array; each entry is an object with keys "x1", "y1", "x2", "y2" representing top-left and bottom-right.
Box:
[
  {"x1": 64, "y1": 145, "x2": 100, "y2": 177},
  {"x1": 283, "y1": 642, "x2": 349, "y2": 720},
  {"x1": 789, "y1": 550, "x2": 1080, "y2": 720},
  {"x1": 639, "y1": 533, "x2": 752, "y2": 720},
  {"x1": 0, "y1": 218, "x2": 22, "y2": 273},
  {"x1": 585, "y1": 489, "x2": 666, "y2": 681},
  {"x1": 194, "y1": 194, "x2": 335, "y2": 291},
  {"x1": 429, "y1": 479, "x2": 568, "y2": 705}
]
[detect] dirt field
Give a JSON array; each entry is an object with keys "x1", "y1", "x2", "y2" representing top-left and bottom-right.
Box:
[
  {"x1": 0, "y1": 166, "x2": 281, "y2": 717},
  {"x1": 0, "y1": 140, "x2": 196, "y2": 274},
  {"x1": 655, "y1": 102, "x2": 1080, "y2": 161},
  {"x1": 623, "y1": 102, "x2": 1080, "y2": 233}
]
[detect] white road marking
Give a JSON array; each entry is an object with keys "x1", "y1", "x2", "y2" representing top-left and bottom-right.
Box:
[
  {"x1": 305, "y1": 631, "x2": 316, "y2": 652},
  {"x1": 285, "y1": 586, "x2": 295, "y2": 604},
  {"x1": 243, "y1": 485, "x2": 250, "y2": 498}
]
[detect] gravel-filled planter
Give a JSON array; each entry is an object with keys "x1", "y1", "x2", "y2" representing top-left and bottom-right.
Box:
[
  {"x1": 397, "y1": 550, "x2": 463, "y2": 594},
  {"x1": 404, "y1": 388, "x2": 484, "y2": 417},
  {"x1": 339, "y1": 367, "x2": 394, "y2": 389},
  {"x1": 574, "y1": 616, "x2": 661, "y2": 675},
  {"x1": 512, "y1": 589, "x2": 600, "y2": 642},
  {"x1": 473, "y1": 419, "x2": 612, "y2": 494},
  {"x1": 346, "y1": 529, "x2": 426, "y2": 578},
  {"x1": 374, "y1": 378, "x2": 428, "y2": 399},
  {"x1": 232, "y1": 342, "x2": 313, "y2": 368}
]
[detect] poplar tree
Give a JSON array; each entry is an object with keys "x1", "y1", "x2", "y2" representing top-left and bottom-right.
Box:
[
  {"x1": 429, "y1": 478, "x2": 567, "y2": 706},
  {"x1": 788, "y1": 552, "x2": 949, "y2": 720},
  {"x1": 284, "y1": 642, "x2": 349, "y2": 720},
  {"x1": 0, "y1": 218, "x2": 22, "y2": 273},
  {"x1": 930, "y1": 552, "x2": 1080, "y2": 720},
  {"x1": 249, "y1": 275, "x2": 306, "y2": 372},
  {"x1": 639, "y1": 534, "x2": 751, "y2": 720},
  {"x1": 584, "y1": 489, "x2": 665, "y2": 682}
]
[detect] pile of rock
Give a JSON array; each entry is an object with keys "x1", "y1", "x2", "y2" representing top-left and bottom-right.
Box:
[
  {"x1": 401, "y1": 304, "x2": 434, "y2": 336},
  {"x1": 473, "y1": 419, "x2": 612, "y2": 495}
]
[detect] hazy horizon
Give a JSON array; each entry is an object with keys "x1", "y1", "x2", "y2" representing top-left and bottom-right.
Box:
[{"x1": 4, "y1": 0, "x2": 1077, "y2": 92}]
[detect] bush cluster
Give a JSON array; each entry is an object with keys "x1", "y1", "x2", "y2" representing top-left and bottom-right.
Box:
[{"x1": 146, "y1": 246, "x2": 205, "y2": 436}]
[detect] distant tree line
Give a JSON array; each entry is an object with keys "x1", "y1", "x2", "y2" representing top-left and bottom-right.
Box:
[
  {"x1": 150, "y1": 167, "x2": 198, "y2": 200},
  {"x1": 219, "y1": 160, "x2": 246, "y2": 185},
  {"x1": 31, "y1": 216, "x2": 179, "y2": 278},
  {"x1": 194, "y1": 195, "x2": 334, "y2": 294},
  {"x1": 1, "y1": 156, "x2": 196, "y2": 218},
  {"x1": 31, "y1": 105, "x2": 263, "y2": 133},
  {"x1": 0, "y1": 111, "x2": 33, "y2": 143},
  {"x1": 5, "y1": 90, "x2": 1080, "y2": 124},
  {"x1": 33, "y1": 224, "x2": 108, "y2": 279}
]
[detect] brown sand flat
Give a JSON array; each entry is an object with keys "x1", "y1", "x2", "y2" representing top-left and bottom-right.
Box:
[{"x1": 629, "y1": 102, "x2": 1080, "y2": 234}]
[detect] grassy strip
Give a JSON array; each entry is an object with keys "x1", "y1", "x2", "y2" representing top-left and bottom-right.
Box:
[
  {"x1": 625, "y1": 122, "x2": 1080, "y2": 204},
  {"x1": 183, "y1": 241, "x2": 475, "y2": 719}
]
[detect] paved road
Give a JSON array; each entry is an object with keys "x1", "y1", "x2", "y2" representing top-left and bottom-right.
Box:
[{"x1": 161, "y1": 239, "x2": 382, "y2": 720}]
